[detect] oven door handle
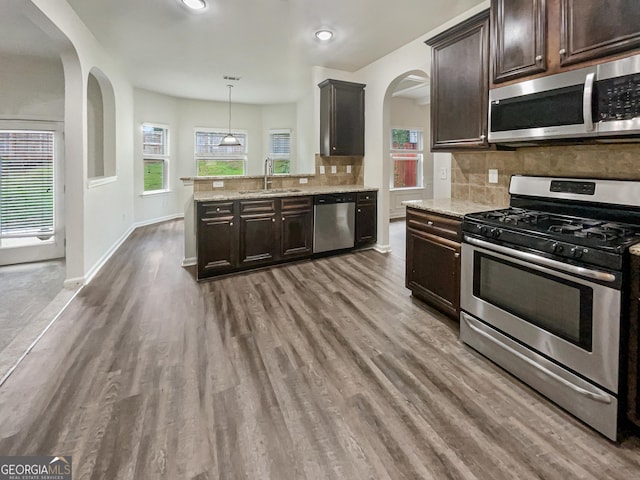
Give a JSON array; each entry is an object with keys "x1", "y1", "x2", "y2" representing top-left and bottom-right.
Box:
[
  {"x1": 462, "y1": 314, "x2": 613, "y2": 405},
  {"x1": 464, "y1": 236, "x2": 617, "y2": 283}
]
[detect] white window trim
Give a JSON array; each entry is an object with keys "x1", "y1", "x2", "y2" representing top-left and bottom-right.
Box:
[
  {"x1": 194, "y1": 127, "x2": 248, "y2": 177},
  {"x1": 390, "y1": 126, "x2": 424, "y2": 191},
  {"x1": 142, "y1": 122, "x2": 170, "y2": 194}
]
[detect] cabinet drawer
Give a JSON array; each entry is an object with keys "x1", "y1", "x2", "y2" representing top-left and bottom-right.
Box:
[
  {"x1": 199, "y1": 201, "x2": 234, "y2": 217},
  {"x1": 357, "y1": 191, "x2": 377, "y2": 204},
  {"x1": 281, "y1": 196, "x2": 312, "y2": 212},
  {"x1": 239, "y1": 199, "x2": 277, "y2": 215},
  {"x1": 406, "y1": 208, "x2": 462, "y2": 242}
]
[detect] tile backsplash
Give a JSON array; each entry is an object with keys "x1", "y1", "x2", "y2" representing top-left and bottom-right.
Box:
[
  {"x1": 452, "y1": 144, "x2": 640, "y2": 207},
  {"x1": 191, "y1": 155, "x2": 364, "y2": 192}
]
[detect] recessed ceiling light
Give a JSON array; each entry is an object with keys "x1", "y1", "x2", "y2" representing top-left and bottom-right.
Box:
[
  {"x1": 315, "y1": 30, "x2": 334, "y2": 41},
  {"x1": 182, "y1": 0, "x2": 206, "y2": 10}
]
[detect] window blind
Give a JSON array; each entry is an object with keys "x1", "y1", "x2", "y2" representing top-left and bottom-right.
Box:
[
  {"x1": 0, "y1": 131, "x2": 54, "y2": 238},
  {"x1": 270, "y1": 132, "x2": 290, "y2": 157},
  {"x1": 142, "y1": 125, "x2": 168, "y2": 155},
  {"x1": 195, "y1": 131, "x2": 246, "y2": 155}
]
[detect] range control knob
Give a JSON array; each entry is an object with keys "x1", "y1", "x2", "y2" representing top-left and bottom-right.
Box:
[
  {"x1": 490, "y1": 228, "x2": 501, "y2": 238},
  {"x1": 476, "y1": 224, "x2": 488, "y2": 234},
  {"x1": 552, "y1": 242, "x2": 564, "y2": 253},
  {"x1": 570, "y1": 246, "x2": 584, "y2": 258}
]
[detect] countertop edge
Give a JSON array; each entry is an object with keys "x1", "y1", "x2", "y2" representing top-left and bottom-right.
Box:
[
  {"x1": 194, "y1": 185, "x2": 378, "y2": 202},
  {"x1": 403, "y1": 199, "x2": 500, "y2": 219}
]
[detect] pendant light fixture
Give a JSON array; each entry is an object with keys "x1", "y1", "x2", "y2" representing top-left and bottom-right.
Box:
[{"x1": 218, "y1": 84, "x2": 241, "y2": 147}]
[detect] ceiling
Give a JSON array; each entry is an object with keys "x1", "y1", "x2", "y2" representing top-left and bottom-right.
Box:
[{"x1": 4, "y1": 0, "x2": 484, "y2": 104}]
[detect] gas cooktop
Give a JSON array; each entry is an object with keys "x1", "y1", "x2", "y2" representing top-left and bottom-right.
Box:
[
  {"x1": 467, "y1": 207, "x2": 640, "y2": 250},
  {"x1": 464, "y1": 207, "x2": 640, "y2": 271}
]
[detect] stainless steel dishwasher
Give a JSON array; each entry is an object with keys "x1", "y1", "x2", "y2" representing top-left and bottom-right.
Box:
[{"x1": 313, "y1": 193, "x2": 356, "y2": 253}]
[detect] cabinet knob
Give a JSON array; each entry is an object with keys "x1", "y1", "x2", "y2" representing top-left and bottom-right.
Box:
[
  {"x1": 455, "y1": 252, "x2": 460, "y2": 258},
  {"x1": 282, "y1": 217, "x2": 285, "y2": 221},
  {"x1": 480, "y1": 134, "x2": 486, "y2": 141},
  {"x1": 427, "y1": 221, "x2": 434, "y2": 226},
  {"x1": 216, "y1": 207, "x2": 220, "y2": 212},
  {"x1": 358, "y1": 208, "x2": 361, "y2": 213},
  {"x1": 272, "y1": 218, "x2": 275, "y2": 222},
  {"x1": 230, "y1": 222, "x2": 233, "y2": 226},
  {"x1": 535, "y1": 55, "x2": 543, "y2": 61},
  {"x1": 559, "y1": 48, "x2": 566, "y2": 55},
  {"x1": 332, "y1": 146, "x2": 336, "y2": 150}
]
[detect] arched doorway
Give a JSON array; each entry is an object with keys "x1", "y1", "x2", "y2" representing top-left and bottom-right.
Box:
[{"x1": 381, "y1": 70, "x2": 431, "y2": 258}]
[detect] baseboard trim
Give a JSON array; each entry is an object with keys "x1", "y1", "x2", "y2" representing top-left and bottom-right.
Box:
[
  {"x1": 182, "y1": 257, "x2": 197, "y2": 267},
  {"x1": 374, "y1": 243, "x2": 392, "y2": 254},
  {"x1": 134, "y1": 213, "x2": 184, "y2": 228},
  {"x1": 83, "y1": 225, "x2": 136, "y2": 286}
]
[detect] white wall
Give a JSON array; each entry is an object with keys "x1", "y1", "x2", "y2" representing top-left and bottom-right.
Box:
[
  {"x1": 133, "y1": 88, "x2": 187, "y2": 224},
  {"x1": 0, "y1": 53, "x2": 64, "y2": 121},
  {"x1": 133, "y1": 87, "x2": 301, "y2": 225},
  {"x1": 389, "y1": 96, "x2": 432, "y2": 218},
  {"x1": 29, "y1": 0, "x2": 136, "y2": 284},
  {"x1": 261, "y1": 102, "x2": 297, "y2": 169}
]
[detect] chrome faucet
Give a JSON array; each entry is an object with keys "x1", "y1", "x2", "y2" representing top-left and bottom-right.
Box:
[{"x1": 264, "y1": 156, "x2": 273, "y2": 190}]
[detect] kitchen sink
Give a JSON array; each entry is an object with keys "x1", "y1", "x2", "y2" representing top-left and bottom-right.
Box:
[{"x1": 238, "y1": 188, "x2": 302, "y2": 194}]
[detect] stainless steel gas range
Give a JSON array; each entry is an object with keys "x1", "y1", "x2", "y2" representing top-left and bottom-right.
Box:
[{"x1": 460, "y1": 175, "x2": 640, "y2": 441}]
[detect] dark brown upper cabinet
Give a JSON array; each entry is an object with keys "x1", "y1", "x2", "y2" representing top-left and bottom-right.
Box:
[
  {"x1": 426, "y1": 10, "x2": 490, "y2": 151},
  {"x1": 319, "y1": 79, "x2": 365, "y2": 156},
  {"x1": 491, "y1": 0, "x2": 640, "y2": 86},
  {"x1": 491, "y1": 0, "x2": 546, "y2": 83},
  {"x1": 560, "y1": 0, "x2": 640, "y2": 66}
]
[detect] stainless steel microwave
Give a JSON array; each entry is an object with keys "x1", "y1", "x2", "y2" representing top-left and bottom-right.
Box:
[{"x1": 488, "y1": 53, "x2": 640, "y2": 143}]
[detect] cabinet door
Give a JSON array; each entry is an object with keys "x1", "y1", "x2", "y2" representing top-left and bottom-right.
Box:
[
  {"x1": 492, "y1": 0, "x2": 546, "y2": 83},
  {"x1": 281, "y1": 196, "x2": 313, "y2": 259},
  {"x1": 197, "y1": 215, "x2": 237, "y2": 279},
  {"x1": 627, "y1": 255, "x2": 640, "y2": 429},
  {"x1": 406, "y1": 229, "x2": 461, "y2": 318},
  {"x1": 560, "y1": 0, "x2": 640, "y2": 66},
  {"x1": 427, "y1": 10, "x2": 490, "y2": 150},
  {"x1": 355, "y1": 192, "x2": 377, "y2": 247},
  {"x1": 319, "y1": 80, "x2": 365, "y2": 156},
  {"x1": 238, "y1": 200, "x2": 278, "y2": 268}
]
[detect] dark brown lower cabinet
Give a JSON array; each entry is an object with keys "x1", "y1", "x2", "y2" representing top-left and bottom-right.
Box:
[
  {"x1": 355, "y1": 191, "x2": 377, "y2": 247},
  {"x1": 281, "y1": 196, "x2": 313, "y2": 259},
  {"x1": 627, "y1": 254, "x2": 640, "y2": 431},
  {"x1": 405, "y1": 207, "x2": 462, "y2": 319},
  {"x1": 238, "y1": 199, "x2": 278, "y2": 268},
  {"x1": 197, "y1": 196, "x2": 314, "y2": 280},
  {"x1": 197, "y1": 201, "x2": 238, "y2": 279}
]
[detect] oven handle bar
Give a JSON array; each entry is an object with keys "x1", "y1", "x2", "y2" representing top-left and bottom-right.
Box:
[
  {"x1": 462, "y1": 314, "x2": 613, "y2": 405},
  {"x1": 464, "y1": 236, "x2": 617, "y2": 283}
]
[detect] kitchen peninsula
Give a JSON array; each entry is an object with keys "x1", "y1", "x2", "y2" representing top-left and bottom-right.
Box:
[{"x1": 182, "y1": 162, "x2": 377, "y2": 279}]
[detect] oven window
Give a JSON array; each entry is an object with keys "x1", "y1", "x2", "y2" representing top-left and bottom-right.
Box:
[{"x1": 474, "y1": 253, "x2": 593, "y2": 350}]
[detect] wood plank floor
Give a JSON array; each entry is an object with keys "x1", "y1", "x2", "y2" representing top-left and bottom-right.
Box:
[{"x1": 1, "y1": 219, "x2": 640, "y2": 479}]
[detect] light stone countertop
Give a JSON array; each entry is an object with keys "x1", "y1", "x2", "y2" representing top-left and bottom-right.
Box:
[
  {"x1": 402, "y1": 198, "x2": 501, "y2": 219},
  {"x1": 194, "y1": 185, "x2": 377, "y2": 202}
]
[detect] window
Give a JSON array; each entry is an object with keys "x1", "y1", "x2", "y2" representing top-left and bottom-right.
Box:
[
  {"x1": 0, "y1": 130, "x2": 55, "y2": 246},
  {"x1": 195, "y1": 129, "x2": 247, "y2": 176},
  {"x1": 269, "y1": 129, "x2": 291, "y2": 174},
  {"x1": 390, "y1": 128, "x2": 423, "y2": 189},
  {"x1": 142, "y1": 123, "x2": 169, "y2": 192}
]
